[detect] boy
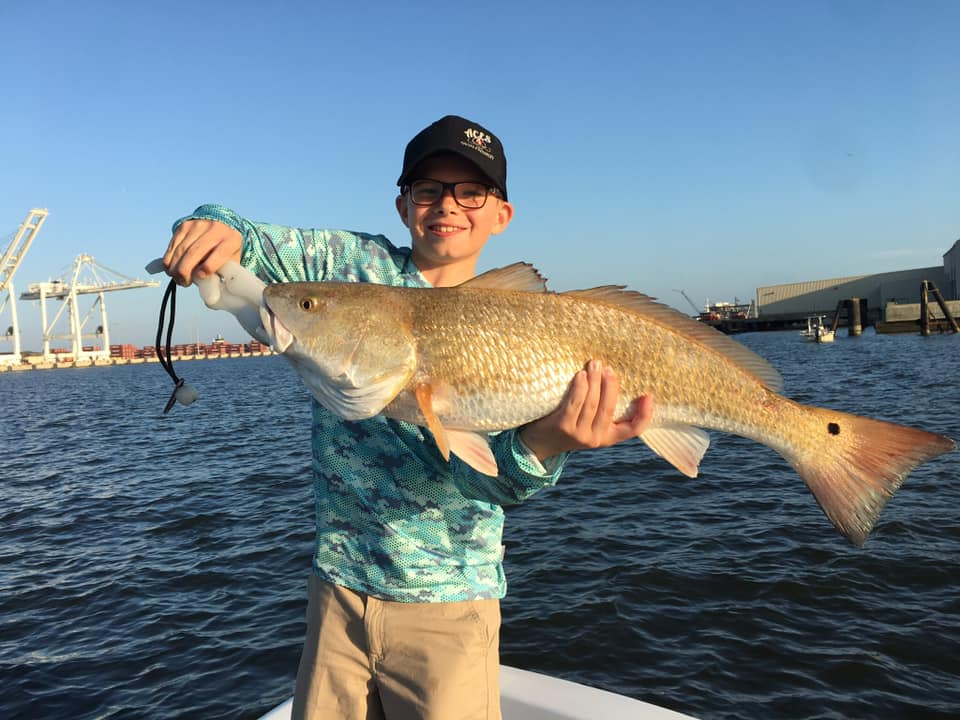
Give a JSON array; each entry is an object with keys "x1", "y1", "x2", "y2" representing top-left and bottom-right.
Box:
[{"x1": 163, "y1": 115, "x2": 652, "y2": 720}]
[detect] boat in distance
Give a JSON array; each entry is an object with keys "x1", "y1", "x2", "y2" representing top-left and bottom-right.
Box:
[{"x1": 800, "y1": 315, "x2": 835, "y2": 343}]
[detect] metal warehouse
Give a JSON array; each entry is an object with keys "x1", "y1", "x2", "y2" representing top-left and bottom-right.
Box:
[
  {"x1": 944, "y1": 237, "x2": 960, "y2": 300},
  {"x1": 755, "y1": 238, "x2": 959, "y2": 326}
]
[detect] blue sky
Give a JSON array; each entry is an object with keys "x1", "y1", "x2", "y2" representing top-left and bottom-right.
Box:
[{"x1": 2, "y1": 0, "x2": 957, "y2": 348}]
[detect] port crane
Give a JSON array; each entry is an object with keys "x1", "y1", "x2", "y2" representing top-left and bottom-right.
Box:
[
  {"x1": 19, "y1": 254, "x2": 160, "y2": 362},
  {"x1": 1, "y1": 209, "x2": 49, "y2": 365},
  {"x1": 673, "y1": 289, "x2": 702, "y2": 317}
]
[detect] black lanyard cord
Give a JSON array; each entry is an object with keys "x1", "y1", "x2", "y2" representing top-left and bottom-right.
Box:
[
  {"x1": 156, "y1": 278, "x2": 180, "y2": 384},
  {"x1": 156, "y1": 278, "x2": 196, "y2": 413}
]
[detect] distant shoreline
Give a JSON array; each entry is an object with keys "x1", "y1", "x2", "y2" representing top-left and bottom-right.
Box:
[{"x1": 0, "y1": 348, "x2": 274, "y2": 372}]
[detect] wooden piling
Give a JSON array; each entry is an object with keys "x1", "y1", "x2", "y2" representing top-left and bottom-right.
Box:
[
  {"x1": 829, "y1": 300, "x2": 843, "y2": 333},
  {"x1": 918, "y1": 280, "x2": 959, "y2": 335},
  {"x1": 929, "y1": 281, "x2": 960, "y2": 333},
  {"x1": 847, "y1": 297, "x2": 862, "y2": 336},
  {"x1": 920, "y1": 281, "x2": 930, "y2": 336}
]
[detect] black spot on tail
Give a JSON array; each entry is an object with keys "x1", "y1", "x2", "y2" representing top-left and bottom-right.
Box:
[{"x1": 828, "y1": 422, "x2": 841, "y2": 435}]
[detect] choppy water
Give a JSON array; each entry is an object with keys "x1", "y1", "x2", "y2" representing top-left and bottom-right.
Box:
[{"x1": 2, "y1": 330, "x2": 958, "y2": 719}]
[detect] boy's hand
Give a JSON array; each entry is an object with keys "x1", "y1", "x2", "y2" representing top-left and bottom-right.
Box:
[
  {"x1": 519, "y1": 360, "x2": 653, "y2": 463},
  {"x1": 163, "y1": 219, "x2": 242, "y2": 286}
]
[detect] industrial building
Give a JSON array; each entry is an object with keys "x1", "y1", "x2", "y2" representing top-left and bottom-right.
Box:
[
  {"x1": 944, "y1": 237, "x2": 960, "y2": 300},
  {"x1": 696, "y1": 238, "x2": 960, "y2": 334},
  {"x1": 756, "y1": 266, "x2": 948, "y2": 324},
  {"x1": 754, "y1": 238, "x2": 959, "y2": 329}
]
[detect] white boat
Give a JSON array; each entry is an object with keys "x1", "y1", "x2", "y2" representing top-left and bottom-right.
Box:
[
  {"x1": 800, "y1": 315, "x2": 835, "y2": 343},
  {"x1": 256, "y1": 665, "x2": 698, "y2": 719}
]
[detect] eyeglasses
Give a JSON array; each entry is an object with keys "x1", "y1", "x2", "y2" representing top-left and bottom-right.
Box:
[{"x1": 403, "y1": 179, "x2": 501, "y2": 209}]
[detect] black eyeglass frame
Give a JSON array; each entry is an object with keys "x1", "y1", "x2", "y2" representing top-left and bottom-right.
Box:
[{"x1": 401, "y1": 179, "x2": 503, "y2": 209}]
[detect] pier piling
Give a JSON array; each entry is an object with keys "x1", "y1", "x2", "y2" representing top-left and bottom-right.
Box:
[
  {"x1": 847, "y1": 297, "x2": 863, "y2": 336},
  {"x1": 921, "y1": 280, "x2": 960, "y2": 336}
]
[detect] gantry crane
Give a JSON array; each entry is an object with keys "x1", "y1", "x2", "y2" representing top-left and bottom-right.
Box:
[
  {"x1": 1, "y1": 209, "x2": 49, "y2": 365},
  {"x1": 20, "y1": 254, "x2": 160, "y2": 362}
]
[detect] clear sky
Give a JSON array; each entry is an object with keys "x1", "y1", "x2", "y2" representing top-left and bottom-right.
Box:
[{"x1": 2, "y1": 0, "x2": 957, "y2": 349}]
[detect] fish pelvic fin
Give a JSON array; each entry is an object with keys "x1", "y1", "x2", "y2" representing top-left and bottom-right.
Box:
[
  {"x1": 788, "y1": 407, "x2": 955, "y2": 546},
  {"x1": 447, "y1": 430, "x2": 499, "y2": 477},
  {"x1": 640, "y1": 425, "x2": 711, "y2": 478},
  {"x1": 458, "y1": 262, "x2": 549, "y2": 293},
  {"x1": 414, "y1": 383, "x2": 499, "y2": 476}
]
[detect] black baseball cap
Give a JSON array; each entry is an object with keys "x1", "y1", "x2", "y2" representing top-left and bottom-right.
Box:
[{"x1": 397, "y1": 115, "x2": 508, "y2": 200}]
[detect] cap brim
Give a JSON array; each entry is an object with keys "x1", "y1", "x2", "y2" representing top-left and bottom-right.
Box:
[{"x1": 397, "y1": 149, "x2": 506, "y2": 198}]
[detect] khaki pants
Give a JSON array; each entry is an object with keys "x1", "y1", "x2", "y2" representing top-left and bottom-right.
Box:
[{"x1": 293, "y1": 575, "x2": 502, "y2": 720}]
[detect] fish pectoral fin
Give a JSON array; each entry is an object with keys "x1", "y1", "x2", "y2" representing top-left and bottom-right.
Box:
[
  {"x1": 640, "y1": 425, "x2": 711, "y2": 478},
  {"x1": 415, "y1": 383, "x2": 451, "y2": 461},
  {"x1": 447, "y1": 430, "x2": 499, "y2": 477}
]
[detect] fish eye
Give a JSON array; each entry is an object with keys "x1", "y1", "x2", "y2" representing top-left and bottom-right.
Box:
[{"x1": 300, "y1": 297, "x2": 318, "y2": 311}]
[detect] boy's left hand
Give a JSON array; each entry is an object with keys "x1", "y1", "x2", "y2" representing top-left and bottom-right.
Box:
[{"x1": 519, "y1": 360, "x2": 653, "y2": 463}]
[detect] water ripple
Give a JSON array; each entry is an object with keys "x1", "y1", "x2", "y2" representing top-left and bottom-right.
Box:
[{"x1": 2, "y1": 344, "x2": 959, "y2": 718}]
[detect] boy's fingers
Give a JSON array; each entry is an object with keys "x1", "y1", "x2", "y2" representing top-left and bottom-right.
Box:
[
  {"x1": 196, "y1": 242, "x2": 242, "y2": 280},
  {"x1": 163, "y1": 223, "x2": 206, "y2": 284},
  {"x1": 162, "y1": 220, "x2": 242, "y2": 286},
  {"x1": 563, "y1": 370, "x2": 588, "y2": 421},
  {"x1": 592, "y1": 366, "x2": 620, "y2": 434},
  {"x1": 616, "y1": 395, "x2": 654, "y2": 440},
  {"x1": 164, "y1": 220, "x2": 205, "y2": 264},
  {"x1": 577, "y1": 360, "x2": 602, "y2": 427},
  {"x1": 632, "y1": 395, "x2": 654, "y2": 431}
]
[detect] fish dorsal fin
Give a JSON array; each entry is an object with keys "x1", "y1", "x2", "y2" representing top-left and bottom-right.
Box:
[
  {"x1": 459, "y1": 262, "x2": 549, "y2": 292},
  {"x1": 563, "y1": 287, "x2": 783, "y2": 393}
]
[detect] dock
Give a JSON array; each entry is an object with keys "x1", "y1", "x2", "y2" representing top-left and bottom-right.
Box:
[
  {"x1": 700, "y1": 317, "x2": 807, "y2": 334},
  {"x1": 0, "y1": 340, "x2": 274, "y2": 372},
  {"x1": 700, "y1": 280, "x2": 960, "y2": 337}
]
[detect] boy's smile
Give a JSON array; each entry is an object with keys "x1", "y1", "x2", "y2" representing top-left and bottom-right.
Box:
[
  {"x1": 396, "y1": 153, "x2": 513, "y2": 287},
  {"x1": 426, "y1": 220, "x2": 469, "y2": 237}
]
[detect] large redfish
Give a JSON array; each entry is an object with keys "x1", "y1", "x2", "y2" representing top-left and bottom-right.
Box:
[{"x1": 259, "y1": 263, "x2": 954, "y2": 545}]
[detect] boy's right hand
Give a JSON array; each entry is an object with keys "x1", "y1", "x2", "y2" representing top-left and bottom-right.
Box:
[{"x1": 163, "y1": 219, "x2": 242, "y2": 286}]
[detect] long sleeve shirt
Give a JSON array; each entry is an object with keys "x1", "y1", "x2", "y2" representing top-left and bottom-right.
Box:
[{"x1": 175, "y1": 204, "x2": 566, "y2": 601}]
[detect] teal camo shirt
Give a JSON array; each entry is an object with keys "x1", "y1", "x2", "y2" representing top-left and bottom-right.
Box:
[{"x1": 176, "y1": 204, "x2": 567, "y2": 602}]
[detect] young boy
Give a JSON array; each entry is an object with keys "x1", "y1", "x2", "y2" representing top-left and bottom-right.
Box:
[{"x1": 163, "y1": 115, "x2": 652, "y2": 720}]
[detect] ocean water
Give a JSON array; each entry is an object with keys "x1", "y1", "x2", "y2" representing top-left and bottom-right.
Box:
[{"x1": 1, "y1": 330, "x2": 958, "y2": 719}]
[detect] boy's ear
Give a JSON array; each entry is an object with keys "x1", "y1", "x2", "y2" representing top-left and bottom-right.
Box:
[
  {"x1": 395, "y1": 194, "x2": 410, "y2": 227},
  {"x1": 491, "y1": 200, "x2": 514, "y2": 235}
]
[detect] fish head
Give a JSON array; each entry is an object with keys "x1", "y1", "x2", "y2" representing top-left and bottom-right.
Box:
[{"x1": 260, "y1": 282, "x2": 417, "y2": 420}]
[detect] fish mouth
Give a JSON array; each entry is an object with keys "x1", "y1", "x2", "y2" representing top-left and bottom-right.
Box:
[{"x1": 259, "y1": 300, "x2": 294, "y2": 353}]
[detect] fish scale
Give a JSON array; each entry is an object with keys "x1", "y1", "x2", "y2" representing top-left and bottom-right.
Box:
[{"x1": 405, "y1": 286, "x2": 767, "y2": 438}]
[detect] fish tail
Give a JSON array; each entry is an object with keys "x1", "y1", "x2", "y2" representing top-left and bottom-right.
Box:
[{"x1": 787, "y1": 407, "x2": 955, "y2": 546}]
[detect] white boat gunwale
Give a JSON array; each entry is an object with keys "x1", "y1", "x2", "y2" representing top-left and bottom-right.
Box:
[{"x1": 255, "y1": 664, "x2": 698, "y2": 719}]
